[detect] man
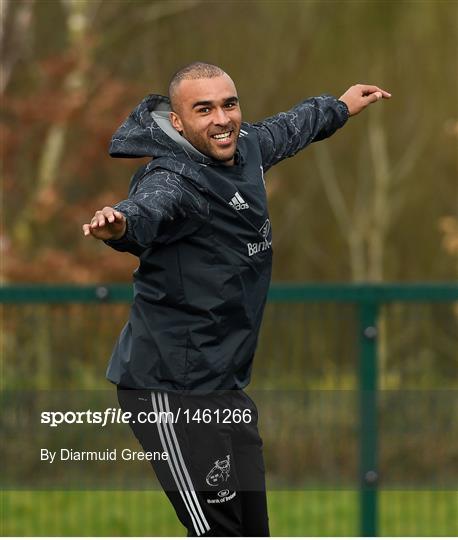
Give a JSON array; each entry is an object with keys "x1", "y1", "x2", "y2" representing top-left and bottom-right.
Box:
[{"x1": 82, "y1": 62, "x2": 390, "y2": 536}]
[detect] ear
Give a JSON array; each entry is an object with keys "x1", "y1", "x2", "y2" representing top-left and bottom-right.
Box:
[{"x1": 169, "y1": 111, "x2": 183, "y2": 133}]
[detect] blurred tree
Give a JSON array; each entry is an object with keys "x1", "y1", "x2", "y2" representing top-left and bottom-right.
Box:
[
  {"x1": 313, "y1": 103, "x2": 428, "y2": 282},
  {"x1": 0, "y1": 0, "x2": 35, "y2": 94},
  {"x1": 1, "y1": 0, "x2": 202, "y2": 283},
  {"x1": 1, "y1": 0, "x2": 456, "y2": 284},
  {"x1": 439, "y1": 216, "x2": 458, "y2": 259}
]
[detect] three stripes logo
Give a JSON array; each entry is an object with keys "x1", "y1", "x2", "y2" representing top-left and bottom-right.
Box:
[
  {"x1": 229, "y1": 191, "x2": 249, "y2": 211},
  {"x1": 151, "y1": 392, "x2": 211, "y2": 536}
]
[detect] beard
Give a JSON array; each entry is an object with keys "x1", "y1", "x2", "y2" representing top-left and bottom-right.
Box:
[{"x1": 181, "y1": 124, "x2": 240, "y2": 163}]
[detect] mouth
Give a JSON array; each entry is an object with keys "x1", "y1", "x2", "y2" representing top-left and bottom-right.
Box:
[{"x1": 210, "y1": 130, "x2": 233, "y2": 145}]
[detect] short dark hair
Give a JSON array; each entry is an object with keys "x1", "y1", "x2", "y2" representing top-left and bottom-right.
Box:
[{"x1": 168, "y1": 62, "x2": 226, "y2": 111}]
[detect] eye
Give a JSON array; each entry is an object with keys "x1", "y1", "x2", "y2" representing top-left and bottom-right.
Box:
[
  {"x1": 225, "y1": 102, "x2": 236, "y2": 109},
  {"x1": 198, "y1": 107, "x2": 210, "y2": 114}
]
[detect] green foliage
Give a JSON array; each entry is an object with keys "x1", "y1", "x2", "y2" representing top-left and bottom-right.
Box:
[{"x1": 1, "y1": 490, "x2": 456, "y2": 536}]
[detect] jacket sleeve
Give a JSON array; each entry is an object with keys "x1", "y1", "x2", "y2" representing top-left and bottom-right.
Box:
[
  {"x1": 250, "y1": 94, "x2": 349, "y2": 171},
  {"x1": 104, "y1": 169, "x2": 208, "y2": 256}
]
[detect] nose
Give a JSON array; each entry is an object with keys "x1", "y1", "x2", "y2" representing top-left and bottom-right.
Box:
[{"x1": 213, "y1": 107, "x2": 230, "y2": 126}]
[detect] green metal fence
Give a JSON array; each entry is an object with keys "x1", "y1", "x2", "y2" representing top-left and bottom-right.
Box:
[{"x1": 1, "y1": 283, "x2": 457, "y2": 536}]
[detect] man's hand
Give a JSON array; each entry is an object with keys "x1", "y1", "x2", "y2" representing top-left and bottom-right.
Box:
[
  {"x1": 82, "y1": 207, "x2": 126, "y2": 241},
  {"x1": 339, "y1": 84, "x2": 391, "y2": 117}
]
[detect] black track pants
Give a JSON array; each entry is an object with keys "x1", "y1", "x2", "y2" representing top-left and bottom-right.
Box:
[{"x1": 117, "y1": 387, "x2": 270, "y2": 537}]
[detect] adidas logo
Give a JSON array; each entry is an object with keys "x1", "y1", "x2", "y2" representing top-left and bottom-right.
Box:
[{"x1": 229, "y1": 192, "x2": 249, "y2": 211}]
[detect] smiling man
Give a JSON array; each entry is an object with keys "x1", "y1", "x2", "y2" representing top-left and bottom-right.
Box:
[
  {"x1": 82, "y1": 62, "x2": 390, "y2": 536},
  {"x1": 168, "y1": 66, "x2": 241, "y2": 164}
]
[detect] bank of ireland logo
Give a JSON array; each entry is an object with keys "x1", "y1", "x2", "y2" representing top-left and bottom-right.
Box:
[
  {"x1": 259, "y1": 218, "x2": 270, "y2": 239},
  {"x1": 206, "y1": 487, "x2": 237, "y2": 505},
  {"x1": 247, "y1": 219, "x2": 272, "y2": 257},
  {"x1": 206, "y1": 455, "x2": 231, "y2": 487}
]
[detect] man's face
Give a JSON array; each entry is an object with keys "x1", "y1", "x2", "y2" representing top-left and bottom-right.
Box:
[{"x1": 169, "y1": 74, "x2": 242, "y2": 166}]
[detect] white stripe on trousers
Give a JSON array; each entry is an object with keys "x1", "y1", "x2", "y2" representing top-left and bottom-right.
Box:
[
  {"x1": 151, "y1": 391, "x2": 210, "y2": 536},
  {"x1": 163, "y1": 393, "x2": 210, "y2": 530}
]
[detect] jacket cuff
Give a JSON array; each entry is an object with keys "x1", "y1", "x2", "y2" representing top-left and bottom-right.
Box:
[
  {"x1": 103, "y1": 218, "x2": 144, "y2": 254},
  {"x1": 335, "y1": 98, "x2": 350, "y2": 124}
]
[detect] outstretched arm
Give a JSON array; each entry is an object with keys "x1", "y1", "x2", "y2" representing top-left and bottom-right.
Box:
[
  {"x1": 82, "y1": 170, "x2": 208, "y2": 256},
  {"x1": 251, "y1": 94, "x2": 349, "y2": 171},
  {"x1": 251, "y1": 84, "x2": 391, "y2": 171}
]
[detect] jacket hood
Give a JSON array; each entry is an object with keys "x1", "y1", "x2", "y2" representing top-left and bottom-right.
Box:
[{"x1": 109, "y1": 94, "x2": 214, "y2": 165}]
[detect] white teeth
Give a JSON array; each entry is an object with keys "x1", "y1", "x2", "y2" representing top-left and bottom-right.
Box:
[{"x1": 212, "y1": 132, "x2": 230, "y2": 139}]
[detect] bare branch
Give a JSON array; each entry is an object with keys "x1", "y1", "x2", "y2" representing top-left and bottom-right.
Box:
[
  {"x1": 390, "y1": 126, "x2": 429, "y2": 182},
  {"x1": 0, "y1": 0, "x2": 10, "y2": 45},
  {"x1": 353, "y1": 144, "x2": 374, "y2": 236},
  {"x1": 0, "y1": 0, "x2": 35, "y2": 95},
  {"x1": 367, "y1": 109, "x2": 391, "y2": 282},
  {"x1": 313, "y1": 143, "x2": 351, "y2": 232},
  {"x1": 101, "y1": 0, "x2": 203, "y2": 50},
  {"x1": 314, "y1": 144, "x2": 370, "y2": 281}
]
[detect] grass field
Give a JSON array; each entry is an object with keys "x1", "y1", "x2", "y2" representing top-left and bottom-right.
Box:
[{"x1": 1, "y1": 490, "x2": 456, "y2": 536}]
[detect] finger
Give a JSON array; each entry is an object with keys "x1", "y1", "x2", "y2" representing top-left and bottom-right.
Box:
[
  {"x1": 371, "y1": 88, "x2": 391, "y2": 98},
  {"x1": 360, "y1": 85, "x2": 392, "y2": 98},
  {"x1": 114, "y1": 210, "x2": 125, "y2": 221},
  {"x1": 91, "y1": 211, "x2": 101, "y2": 227},
  {"x1": 82, "y1": 224, "x2": 91, "y2": 236},
  {"x1": 366, "y1": 92, "x2": 382, "y2": 104},
  {"x1": 358, "y1": 84, "x2": 383, "y2": 95},
  {"x1": 101, "y1": 206, "x2": 115, "y2": 223}
]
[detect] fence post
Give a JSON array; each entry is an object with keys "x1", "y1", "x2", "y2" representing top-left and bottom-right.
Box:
[{"x1": 359, "y1": 300, "x2": 379, "y2": 536}]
